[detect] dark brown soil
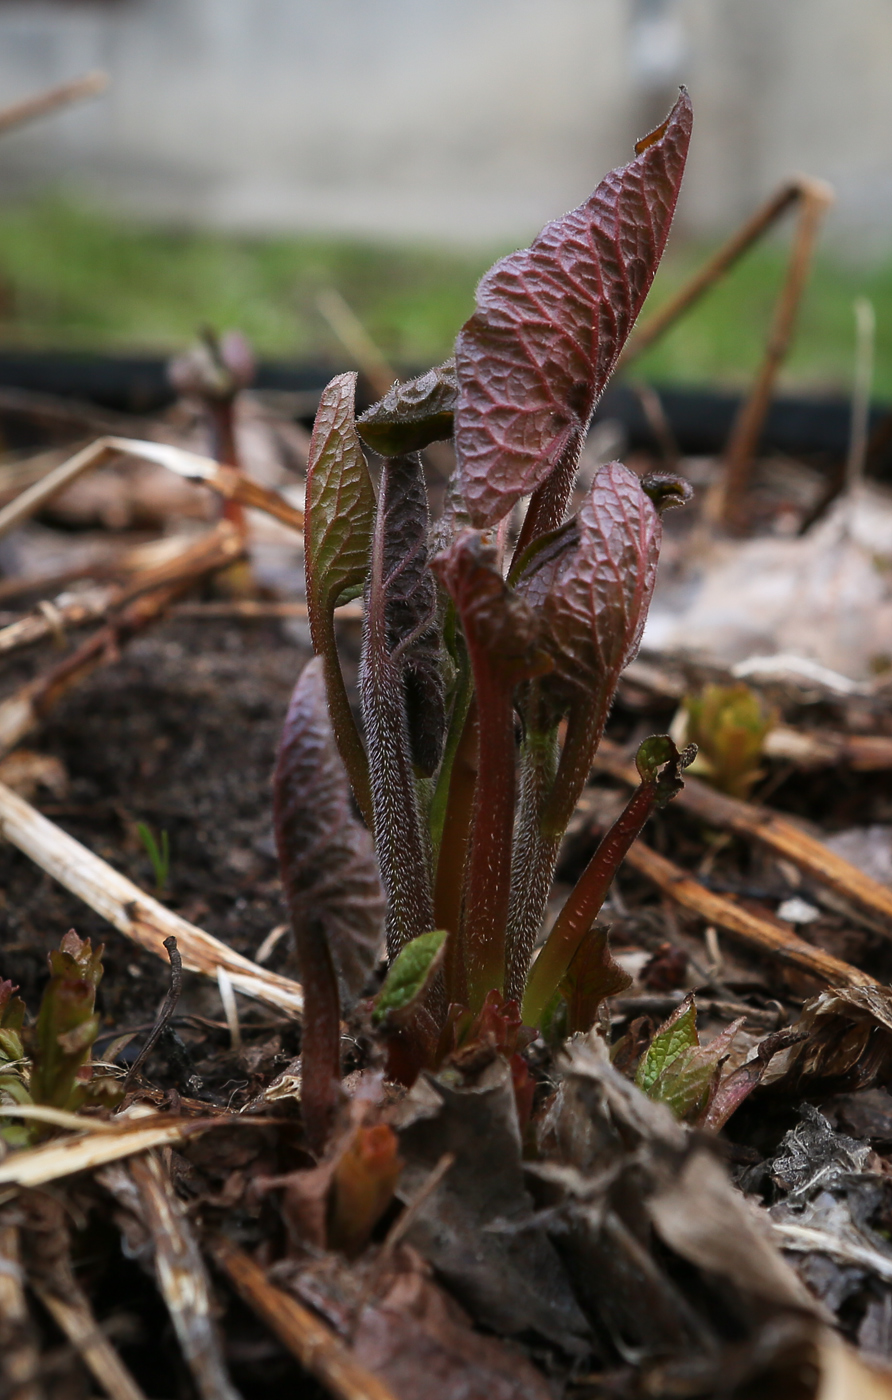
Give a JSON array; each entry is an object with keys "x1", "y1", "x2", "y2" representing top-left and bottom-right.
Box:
[{"x1": 0, "y1": 615, "x2": 316, "y2": 1079}]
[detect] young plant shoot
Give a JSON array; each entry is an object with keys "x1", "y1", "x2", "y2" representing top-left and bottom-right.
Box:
[{"x1": 274, "y1": 91, "x2": 696, "y2": 1139}]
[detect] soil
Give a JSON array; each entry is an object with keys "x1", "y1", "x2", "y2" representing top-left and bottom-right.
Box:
[{"x1": 0, "y1": 615, "x2": 316, "y2": 1079}]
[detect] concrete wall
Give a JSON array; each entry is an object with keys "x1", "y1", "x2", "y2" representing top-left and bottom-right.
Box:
[{"x1": 0, "y1": 0, "x2": 888, "y2": 251}]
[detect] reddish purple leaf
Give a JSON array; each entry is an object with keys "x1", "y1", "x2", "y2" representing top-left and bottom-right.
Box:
[
  {"x1": 274, "y1": 658, "x2": 384, "y2": 1006},
  {"x1": 454, "y1": 91, "x2": 692, "y2": 527},
  {"x1": 274, "y1": 658, "x2": 385, "y2": 1149}
]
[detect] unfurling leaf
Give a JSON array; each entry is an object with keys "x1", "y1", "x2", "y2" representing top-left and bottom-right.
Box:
[
  {"x1": 635, "y1": 995, "x2": 744, "y2": 1125},
  {"x1": 357, "y1": 360, "x2": 457, "y2": 456},
  {"x1": 328, "y1": 1124, "x2": 404, "y2": 1258},
  {"x1": 680, "y1": 682, "x2": 775, "y2": 799},
  {"x1": 454, "y1": 91, "x2": 692, "y2": 527},
  {"x1": 304, "y1": 371, "x2": 377, "y2": 825},
  {"x1": 537, "y1": 462, "x2": 663, "y2": 705},
  {"x1": 635, "y1": 996, "x2": 698, "y2": 1093},
  {"x1": 559, "y1": 925, "x2": 632, "y2": 1036},
  {"x1": 373, "y1": 929, "x2": 448, "y2": 1027},
  {"x1": 640, "y1": 470, "x2": 694, "y2": 513},
  {"x1": 274, "y1": 658, "x2": 385, "y2": 1149},
  {"x1": 378, "y1": 453, "x2": 445, "y2": 777},
  {"x1": 432, "y1": 531, "x2": 553, "y2": 690},
  {"x1": 507, "y1": 464, "x2": 673, "y2": 994},
  {"x1": 636, "y1": 733, "x2": 697, "y2": 807},
  {"x1": 30, "y1": 929, "x2": 103, "y2": 1112}
]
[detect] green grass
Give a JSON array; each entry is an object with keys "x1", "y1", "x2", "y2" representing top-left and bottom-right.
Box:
[{"x1": 0, "y1": 195, "x2": 890, "y2": 398}]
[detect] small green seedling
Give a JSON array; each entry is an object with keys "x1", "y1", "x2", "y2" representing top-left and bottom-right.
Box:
[{"x1": 138, "y1": 822, "x2": 171, "y2": 896}]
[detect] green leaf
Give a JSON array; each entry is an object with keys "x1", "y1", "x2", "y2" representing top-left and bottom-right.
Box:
[
  {"x1": 635, "y1": 996, "x2": 698, "y2": 1094},
  {"x1": 372, "y1": 929, "x2": 448, "y2": 1026},
  {"x1": 357, "y1": 360, "x2": 456, "y2": 456},
  {"x1": 306, "y1": 372, "x2": 378, "y2": 615},
  {"x1": 635, "y1": 998, "x2": 744, "y2": 1125},
  {"x1": 305, "y1": 372, "x2": 377, "y2": 825}
]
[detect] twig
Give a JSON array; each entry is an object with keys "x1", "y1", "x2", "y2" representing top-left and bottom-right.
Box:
[
  {"x1": 0, "y1": 523, "x2": 244, "y2": 757},
  {"x1": 216, "y1": 967, "x2": 242, "y2": 1053},
  {"x1": 845, "y1": 296, "x2": 876, "y2": 497},
  {"x1": 124, "y1": 938, "x2": 183, "y2": 1089},
  {"x1": 173, "y1": 600, "x2": 364, "y2": 622},
  {"x1": 592, "y1": 742, "x2": 892, "y2": 936},
  {"x1": 624, "y1": 841, "x2": 875, "y2": 988},
  {"x1": 0, "y1": 435, "x2": 304, "y2": 543},
  {"x1": 316, "y1": 288, "x2": 395, "y2": 400},
  {"x1": 0, "y1": 780, "x2": 305, "y2": 1017},
  {"x1": 127, "y1": 1154, "x2": 241, "y2": 1400},
  {"x1": 763, "y1": 726, "x2": 892, "y2": 772},
  {"x1": 209, "y1": 1234, "x2": 400, "y2": 1400},
  {"x1": 0, "y1": 523, "x2": 247, "y2": 658},
  {"x1": 610, "y1": 994, "x2": 783, "y2": 1027},
  {"x1": 315, "y1": 288, "x2": 453, "y2": 478},
  {"x1": 619, "y1": 179, "x2": 807, "y2": 368},
  {"x1": 31, "y1": 1283, "x2": 148, "y2": 1400},
  {"x1": 0, "y1": 1114, "x2": 222, "y2": 1189},
  {"x1": 0, "y1": 71, "x2": 108, "y2": 138},
  {"x1": 719, "y1": 177, "x2": 835, "y2": 531},
  {"x1": 382, "y1": 1152, "x2": 455, "y2": 1257}
]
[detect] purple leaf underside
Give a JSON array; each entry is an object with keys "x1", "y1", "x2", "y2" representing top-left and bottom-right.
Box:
[
  {"x1": 523, "y1": 461, "x2": 662, "y2": 701},
  {"x1": 455, "y1": 90, "x2": 692, "y2": 527},
  {"x1": 273, "y1": 657, "x2": 384, "y2": 1004}
]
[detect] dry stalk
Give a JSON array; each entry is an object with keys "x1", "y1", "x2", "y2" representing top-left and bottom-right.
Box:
[
  {"x1": 0, "y1": 72, "x2": 108, "y2": 137},
  {"x1": 0, "y1": 521, "x2": 245, "y2": 757},
  {"x1": 127, "y1": 1153, "x2": 242, "y2": 1400},
  {"x1": 31, "y1": 1281, "x2": 147, "y2": 1400},
  {"x1": 719, "y1": 177, "x2": 835, "y2": 530},
  {"x1": 174, "y1": 599, "x2": 364, "y2": 622},
  {"x1": 0, "y1": 780, "x2": 304, "y2": 1016},
  {"x1": 0, "y1": 1114, "x2": 219, "y2": 1190},
  {"x1": 624, "y1": 840, "x2": 875, "y2": 989},
  {"x1": 593, "y1": 742, "x2": 892, "y2": 935},
  {"x1": 0, "y1": 1224, "x2": 41, "y2": 1400},
  {"x1": 209, "y1": 1234, "x2": 400, "y2": 1400},
  {"x1": 0, "y1": 435, "x2": 303, "y2": 543},
  {"x1": 0, "y1": 522, "x2": 245, "y2": 658},
  {"x1": 620, "y1": 178, "x2": 807, "y2": 367}
]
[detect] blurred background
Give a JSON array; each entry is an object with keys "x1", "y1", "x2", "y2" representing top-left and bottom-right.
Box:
[{"x1": 0, "y1": 0, "x2": 889, "y2": 390}]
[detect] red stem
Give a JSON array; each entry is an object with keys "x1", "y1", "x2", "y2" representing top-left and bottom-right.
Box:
[
  {"x1": 434, "y1": 699, "x2": 478, "y2": 1006},
  {"x1": 462, "y1": 670, "x2": 517, "y2": 1010},
  {"x1": 297, "y1": 931, "x2": 342, "y2": 1154},
  {"x1": 522, "y1": 776, "x2": 658, "y2": 1026}
]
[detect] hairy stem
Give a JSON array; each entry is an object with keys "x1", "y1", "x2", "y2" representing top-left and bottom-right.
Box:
[
  {"x1": 296, "y1": 925, "x2": 342, "y2": 1154},
  {"x1": 506, "y1": 693, "x2": 610, "y2": 995},
  {"x1": 360, "y1": 463, "x2": 435, "y2": 955},
  {"x1": 428, "y1": 646, "x2": 473, "y2": 862},
  {"x1": 522, "y1": 774, "x2": 660, "y2": 1027},
  {"x1": 434, "y1": 700, "x2": 478, "y2": 1005},
  {"x1": 505, "y1": 722, "x2": 560, "y2": 1000}
]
